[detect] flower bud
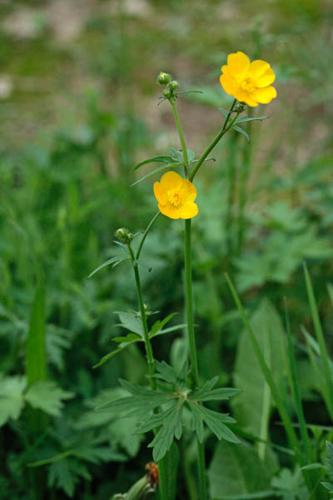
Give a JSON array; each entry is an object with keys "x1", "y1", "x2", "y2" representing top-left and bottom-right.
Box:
[
  {"x1": 157, "y1": 71, "x2": 172, "y2": 85},
  {"x1": 168, "y1": 80, "x2": 179, "y2": 91},
  {"x1": 163, "y1": 88, "x2": 172, "y2": 99},
  {"x1": 114, "y1": 227, "x2": 133, "y2": 244}
]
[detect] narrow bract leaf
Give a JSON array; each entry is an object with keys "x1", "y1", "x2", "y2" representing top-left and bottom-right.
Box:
[
  {"x1": 88, "y1": 256, "x2": 128, "y2": 278},
  {"x1": 134, "y1": 155, "x2": 174, "y2": 171},
  {"x1": 233, "y1": 125, "x2": 250, "y2": 142},
  {"x1": 93, "y1": 334, "x2": 142, "y2": 369}
]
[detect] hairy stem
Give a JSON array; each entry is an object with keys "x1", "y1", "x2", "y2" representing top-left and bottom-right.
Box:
[
  {"x1": 170, "y1": 99, "x2": 190, "y2": 175},
  {"x1": 184, "y1": 219, "x2": 208, "y2": 500}
]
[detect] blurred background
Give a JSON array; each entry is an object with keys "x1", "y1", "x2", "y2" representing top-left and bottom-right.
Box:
[{"x1": 0, "y1": 0, "x2": 333, "y2": 498}]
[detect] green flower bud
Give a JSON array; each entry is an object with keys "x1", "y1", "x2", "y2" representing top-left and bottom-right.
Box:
[
  {"x1": 114, "y1": 227, "x2": 133, "y2": 244},
  {"x1": 168, "y1": 80, "x2": 179, "y2": 91},
  {"x1": 157, "y1": 71, "x2": 172, "y2": 85},
  {"x1": 162, "y1": 88, "x2": 172, "y2": 99}
]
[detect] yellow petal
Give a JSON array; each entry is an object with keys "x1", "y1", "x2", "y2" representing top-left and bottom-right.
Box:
[
  {"x1": 180, "y1": 202, "x2": 199, "y2": 219},
  {"x1": 249, "y1": 60, "x2": 270, "y2": 77},
  {"x1": 219, "y1": 73, "x2": 236, "y2": 96},
  {"x1": 159, "y1": 171, "x2": 183, "y2": 190},
  {"x1": 256, "y1": 67, "x2": 275, "y2": 87},
  {"x1": 159, "y1": 204, "x2": 181, "y2": 220},
  {"x1": 227, "y1": 51, "x2": 250, "y2": 75},
  {"x1": 233, "y1": 89, "x2": 258, "y2": 107},
  {"x1": 182, "y1": 179, "x2": 197, "y2": 202},
  {"x1": 153, "y1": 181, "x2": 167, "y2": 205},
  {"x1": 253, "y1": 86, "x2": 277, "y2": 104}
]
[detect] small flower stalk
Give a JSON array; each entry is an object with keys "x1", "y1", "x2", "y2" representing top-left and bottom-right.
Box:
[{"x1": 92, "y1": 51, "x2": 277, "y2": 499}]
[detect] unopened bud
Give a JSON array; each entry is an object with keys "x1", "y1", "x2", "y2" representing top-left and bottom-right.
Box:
[
  {"x1": 163, "y1": 88, "x2": 172, "y2": 99},
  {"x1": 157, "y1": 71, "x2": 172, "y2": 85},
  {"x1": 168, "y1": 80, "x2": 179, "y2": 91},
  {"x1": 114, "y1": 227, "x2": 133, "y2": 244}
]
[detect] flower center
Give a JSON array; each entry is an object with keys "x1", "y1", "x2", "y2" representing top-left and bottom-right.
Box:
[
  {"x1": 240, "y1": 76, "x2": 255, "y2": 92},
  {"x1": 167, "y1": 189, "x2": 182, "y2": 207}
]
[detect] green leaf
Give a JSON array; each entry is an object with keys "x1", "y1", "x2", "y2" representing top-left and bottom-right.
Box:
[
  {"x1": 149, "y1": 313, "x2": 177, "y2": 337},
  {"x1": 148, "y1": 403, "x2": 183, "y2": 462},
  {"x1": 134, "y1": 155, "x2": 174, "y2": 171},
  {"x1": 97, "y1": 382, "x2": 172, "y2": 419},
  {"x1": 154, "y1": 361, "x2": 179, "y2": 384},
  {"x1": 194, "y1": 387, "x2": 240, "y2": 402},
  {"x1": 236, "y1": 115, "x2": 267, "y2": 125},
  {"x1": 48, "y1": 459, "x2": 90, "y2": 498},
  {"x1": 25, "y1": 381, "x2": 73, "y2": 417},
  {"x1": 190, "y1": 404, "x2": 239, "y2": 443},
  {"x1": 93, "y1": 333, "x2": 142, "y2": 368},
  {"x1": 88, "y1": 255, "x2": 129, "y2": 278},
  {"x1": 232, "y1": 299, "x2": 287, "y2": 450},
  {"x1": 304, "y1": 263, "x2": 333, "y2": 420},
  {"x1": 131, "y1": 164, "x2": 178, "y2": 186},
  {"x1": 0, "y1": 376, "x2": 26, "y2": 427},
  {"x1": 116, "y1": 311, "x2": 143, "y2": 336},
  {"x1": 208, "y1": 441, "x2": 278, "y2": 499},
  {"x1": 232, "y1": 125, "x2": 250, "y2": 142},
  {"x1": 272, "y1": 468, "x2": 307, "y2": 499},
  {"x1": 190, "y1": 377, "x2": 239, "y2": 402}
]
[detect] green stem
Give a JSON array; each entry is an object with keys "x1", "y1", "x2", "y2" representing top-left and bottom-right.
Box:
[
  {"x1": 128, "y1": 243, "x2": 156, "y2": 386},
  {"x1": 190, "y1": 99, "x2": 237, "y2": 181},
  {"x1": 184, "y1": 219, "x2": 208, "y2": 500},
  {"x1": 170, "y1": 100, "x2": 190, "y2": 175},
  {"x1": 184, "y1": 220, "x2": 199, "y2": 385}
]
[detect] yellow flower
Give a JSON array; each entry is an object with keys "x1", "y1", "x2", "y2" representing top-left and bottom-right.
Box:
[
  {"x1": 153, "y1": 171, "x2": 199, "y2": 220},
  {"x1": 220, "y1": 51, "x2": 277, "y2": 107}
]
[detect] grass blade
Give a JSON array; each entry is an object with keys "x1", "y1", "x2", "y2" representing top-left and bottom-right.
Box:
[
  {"x1": 303, "y1": 263, "x2": 333, "y2": 419},
  {"x1": 225, "y1": 273, "x2": 299, "y2": 454}
]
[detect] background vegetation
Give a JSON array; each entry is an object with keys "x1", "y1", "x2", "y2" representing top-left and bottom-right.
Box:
[{"x1": 0, "y1": 0, "x2": 333, "y2": 498}]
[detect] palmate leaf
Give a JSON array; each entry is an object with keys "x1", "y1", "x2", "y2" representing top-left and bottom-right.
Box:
[
  {"x1": 48, "y1": 459, "x2": 90, "y2": 498},
  {"x1": 0, "y1": 376, "x2": 26, "y2": 427},
  {"x1": 25, "y1": 381, "x2": 73, "y2": 417},
  {"x1": 101, "y1": 374, "x2": 239, "y2": 461},
  {"x1": 189, "y1": 402, "x2": 239, "y2": 444},
  {"x1": 148, "y1": 403, "x2": 183, "y2": 462},
  {"x1": 97, "y1": 381, "x2": 173, "y2": 419}
]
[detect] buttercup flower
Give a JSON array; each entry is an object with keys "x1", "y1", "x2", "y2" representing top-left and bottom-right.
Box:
[
  {"x1": 153, "y1": 171, "x2": 198, "y2": 220},
  {"x1": 220, "y1": 51, "x2": 277, "y2": 107}
]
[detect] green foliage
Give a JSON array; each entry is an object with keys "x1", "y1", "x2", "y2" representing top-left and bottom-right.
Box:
[
  {"x1": 25, "y1": 381, "x2": 73, "y2": 417},
  {"x1": 322, "y1": 442, "x2": 333, "y2": 497},
  {"x1": 100, "y1": 363, "x2": 239, "y2": 462},
  {"x1": 208, "y1": 441, "x2": 278, "y2": 498},
  {"x1": 232, "y1": 299, "x2": 287, "y2": 450},
  {"x1": 0, "y1": 376, "x2": 26, "y2": 427},
  {"x1": 0, "y1": 1, "x2": 332, "y2": 498}
]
